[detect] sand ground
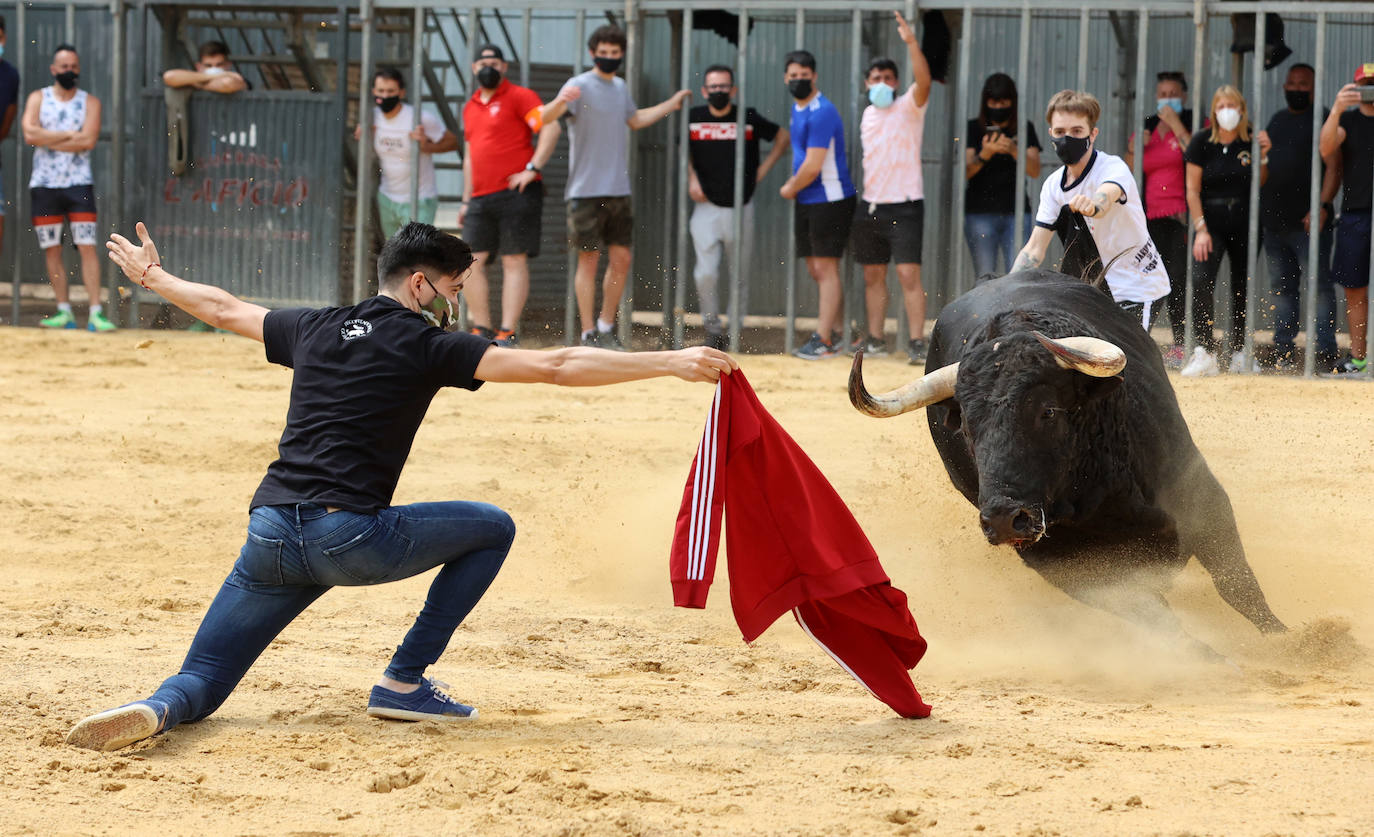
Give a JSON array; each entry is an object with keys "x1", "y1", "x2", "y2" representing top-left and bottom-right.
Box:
[{"x1": 2, "y1": 327, "x2": 1372, "y2": 837}]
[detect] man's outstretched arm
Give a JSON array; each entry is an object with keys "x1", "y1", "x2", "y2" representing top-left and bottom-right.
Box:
[
  {"x1": 108, "y1": 222, "x2": 269, "y2": 342},
  {"x1": 474, "y1": 345, "x2": 737, "y2": 387}
]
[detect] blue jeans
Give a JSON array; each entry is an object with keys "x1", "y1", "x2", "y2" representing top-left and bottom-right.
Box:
[
  {"x1": 145, "y1": 501, "x2": 515, "y2": 731},
  {"x1": 965, "y1": 212, "x2": 1032, "y2": 277},
  {"x1": 1262, "y1": 224, "x2": 1338, "y2": 357}
]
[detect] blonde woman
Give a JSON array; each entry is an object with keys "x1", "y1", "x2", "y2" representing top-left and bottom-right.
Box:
[{"x1": 1180, "y1": 85, "x2": 1271, "y2": 376}]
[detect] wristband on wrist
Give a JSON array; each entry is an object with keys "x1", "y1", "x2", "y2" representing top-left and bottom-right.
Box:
[
  {"x1": 139, "y1": 262, "x2": 161, "y2": 289},
  {"x1": 1193, "y1": 218, "x2": 1207, "y2": 232}
]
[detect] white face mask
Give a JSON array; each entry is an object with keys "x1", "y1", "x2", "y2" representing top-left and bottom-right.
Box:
[{"x1": 1216, "y1": 107, "x2": 1241, "y2": 131}]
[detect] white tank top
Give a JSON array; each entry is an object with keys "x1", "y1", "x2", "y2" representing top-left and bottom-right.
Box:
[{"x1": 30, "y1": 87, "x2": 93, "y2": 189}]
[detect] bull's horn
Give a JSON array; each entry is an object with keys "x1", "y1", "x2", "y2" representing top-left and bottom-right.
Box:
[
  {"x1": 849, "y1": 351, "x2": 959, "y2": 418},
  {"x1": 1032, "y1": 331, "x2": 1126, "y2": 377}
]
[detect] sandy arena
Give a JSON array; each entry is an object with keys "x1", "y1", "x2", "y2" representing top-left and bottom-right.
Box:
[{"x1": 2, "y1": 327, "x2": 1372, "y2": 836}]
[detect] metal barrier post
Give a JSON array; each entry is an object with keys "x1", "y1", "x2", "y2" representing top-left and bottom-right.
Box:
[
  {"x1": 409, "y1": 5, "x2": 423, "y2": 221},
  {"x1": 784, "y1": 8, "x2": 802, "y2": 354},
  {"x1": 672, "y1": 8, "x2": 692, "y2": 349},
  {"x1": 66, "y1": 2, "x2": 75, "y2": 41},
  {"x1": 520, "y1": 9, "x2": 531, "y2": 88},
  {"x1": 1302, "y1": 11, "x2": 1325, "y2": 377},
  {"x1": 351, "y1": 0, "x2": 376, "y2": 303},
  {"x1": 660, "y1": 13, "x2": 681, "y2": 343},
  {"x1": 110, "y1": 0, "x2": 125, "y2": 318},
  {"x1": 1241, "y1": 8, "x2": 1263, "y2": 372},
  {"x1": 897, "y1": 0, "x2": 915, "y2": 347},
  {"x1": 1076, "y1": 8, "x2": 1089, "y2": 92},
  {"x1": 952, "y1": 5, "x2": 972, "y2": 294},
  {"x1": 9, "y1": 0, "x2": 23, "y2": 325},
  {"x1": 617, "y1": 0, "x2": 638, "y2": 347},
  {"x1": 564, "y1": 8, "x2": 584, "y2": 345},
  {"x1": 842, "y1": 6, "x2": 860, "y2": 352},
  {"x1": 1183, "y1": 0, "x2": 1204, "y2": 356},
  {"x1": 1132, "y1": 10, "x2": 1148, "y2": 199},
  {"x1": 728, "y1": 7, "x2": 748, "y2": 353},
  {"x1": 1012, "y1": 5, "x2": 1030, "y2": 258}
]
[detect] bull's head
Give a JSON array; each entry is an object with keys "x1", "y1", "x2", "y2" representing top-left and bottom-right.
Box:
[{"x1": 850, "y1": 331, "x2": 1126, "y2": 548}]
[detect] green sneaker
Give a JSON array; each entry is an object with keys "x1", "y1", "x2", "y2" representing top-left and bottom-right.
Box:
[
  {"x1": 40, "y1": 309, "x2": 77, "y2": 329},
  {"x1": 86, "y1": 310, "x2": 117, "y2": 333}
]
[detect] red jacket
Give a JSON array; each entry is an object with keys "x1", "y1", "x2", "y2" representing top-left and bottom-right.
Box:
[{"x1": 669, "y1": 370, "x2": 931, "y2": 718}]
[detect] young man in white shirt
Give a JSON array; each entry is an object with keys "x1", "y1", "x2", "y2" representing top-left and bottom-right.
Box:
[
  {"x1": 356, "y1": 69, "x2": 458, "y2": 238},
  {"x1": 1014, "y1": 90, "x2": 1170, "y2": 332}
]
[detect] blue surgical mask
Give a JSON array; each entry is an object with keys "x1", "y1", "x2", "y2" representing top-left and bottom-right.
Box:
[
  {"x1": 1156, "y1": 97, "x2": 1183, "y2": 114},
  {"x1": 868, "y1": 82, "x2": 895, "y2": 109}
]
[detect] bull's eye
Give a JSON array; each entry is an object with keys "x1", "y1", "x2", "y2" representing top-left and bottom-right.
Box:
[{"x1": 1042, "y1": 407, "x2": 1061, "y2": 419}]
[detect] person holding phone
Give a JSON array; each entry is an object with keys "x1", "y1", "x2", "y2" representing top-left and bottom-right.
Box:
[
  {"x1": 1320, "y1": 63, "x2": 1374, "y2": 375},
  {"x1": 964, "y1": 73, "x2": 1041, "y2": 276}
]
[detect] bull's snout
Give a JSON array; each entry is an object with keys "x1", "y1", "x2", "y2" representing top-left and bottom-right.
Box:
[{"x1": 979, "y1": 497, "x2": 1045, "y2": 546}]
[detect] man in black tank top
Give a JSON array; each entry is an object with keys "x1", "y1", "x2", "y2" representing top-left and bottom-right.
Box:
[{"x1": 66, "y1": 222, "x2": 737, "y2": 751}]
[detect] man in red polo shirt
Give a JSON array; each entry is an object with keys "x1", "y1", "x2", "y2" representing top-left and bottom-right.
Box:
[{"x1": 460, "y1": 45, "x2": 561, "y2": 347}]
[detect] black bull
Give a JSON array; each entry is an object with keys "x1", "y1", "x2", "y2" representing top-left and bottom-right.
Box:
[{"x1": 850, "y1": 271, "x2": 1286, "y2": 644}]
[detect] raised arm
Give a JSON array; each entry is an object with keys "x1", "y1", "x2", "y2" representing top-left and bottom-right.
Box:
[
  {"x1": 1067, "y1": 181, "x2": 1125, "y2": 220},
  {"x1": 107, "y1": 222, "x2": 269, "y2": 342},
  {"x1": 629, "y1": 89, "x2": 690, "y2": 131},
  {"x1": 1320, "y1": 85, "x2": 1357, "y2": 159},
  {"x1": 540, "y1": 82, "x2": 579, "y2": 126},
  {"x1": 894, "y1": 11, "x2": 931, "y2": 108},
  {"x1": 473, "y1": 344, "x2": 736, "y2": 386}
]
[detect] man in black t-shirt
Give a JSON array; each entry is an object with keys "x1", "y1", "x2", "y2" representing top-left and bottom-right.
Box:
[
  {"x1": 66, "y1": 222, "x2": 736, "y2": 751},
  {"x1": 1258, "y1": 63, "x2": 1341, "y2": 370},
  {"x1": 1320, "y1": 63, "x2": 1374, "y2": 374},
  {"x1": 686, "y1": 64, "x2": 788, "y2": 349}
]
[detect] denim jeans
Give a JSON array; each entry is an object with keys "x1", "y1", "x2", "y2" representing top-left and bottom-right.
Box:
[
  {"x1": 965, "y1": 212, "x2": 1032, "y2": 277},
  {"x1": 145, "y1": 501, "x2": 515, "y2": 731},
  {"x1": 1262, "y1": 224, "x2": 1338, "y2": 358}
]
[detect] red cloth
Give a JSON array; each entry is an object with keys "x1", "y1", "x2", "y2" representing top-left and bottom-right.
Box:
[
  {"x1": 461, "y1": 80, "x2": 545, "y2": 198},
  {"x1": 669, "y1": 370, "x2": 931, "y2": 718}
]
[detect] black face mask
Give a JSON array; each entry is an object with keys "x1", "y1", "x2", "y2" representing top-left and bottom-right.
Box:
[
  {"x1": 706, "y1": 91, "x2": 731, "y2": 110},
  {"x1": 54, "y1": 71, "x2": 79, "y2": 90},
  {"x1": 593, "y1": 56, "x2": 622, "y2": 74},
  {"x1": 1051, "y1": 134, "x2": 1092, "y2": 166},
  {"x1": 787, "y1": 78, "x2": 813, "y2": 100},
  {"x1": 1284, "y1": 89, "x2": 1312, "y2": 112},
  {"x1": 986, "y1": 105, "x2": 1011, "y2": 123},
  {"x1": 375, "y1": 95, "x2": 402, "y2": 113},
  {"x1": 476, "y1": 66, "x2": 502, "y2": 90}
]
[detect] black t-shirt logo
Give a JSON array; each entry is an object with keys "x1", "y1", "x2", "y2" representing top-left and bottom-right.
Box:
[{"x1": 341, "y1": 319, "x2": 373, "y2": 341}]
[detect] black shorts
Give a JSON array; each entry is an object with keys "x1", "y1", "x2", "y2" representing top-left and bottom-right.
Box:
[
  {"x1": 567, "y1": 195, "x2": 633, "y2": 251},
  {"x1": 463, "y1": 181, "x2": 544, "y2": 258},
  {"x1": 851, "y1": 199, "x2": 924, "y2": 265},
  {"x1": 794, "y1": 195, "x2": 856, "y2": 259}
]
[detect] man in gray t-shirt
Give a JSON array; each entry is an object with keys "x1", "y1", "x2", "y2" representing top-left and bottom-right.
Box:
[{"x1": 541, "y1": 24, "x2": 689, "y2": 349}]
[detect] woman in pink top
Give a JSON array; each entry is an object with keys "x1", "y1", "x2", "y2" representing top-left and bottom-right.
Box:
[{"x1": 1127, "y1": 71, "x2": 1196, "y2": 366}]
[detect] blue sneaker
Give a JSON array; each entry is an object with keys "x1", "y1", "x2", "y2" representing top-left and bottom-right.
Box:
[
  {"x1": 367, "y1": 677, "x2": 477, "y2": 721},
  {"x1": 66, "y1": 701, "x2": 162, "y2": 751}
]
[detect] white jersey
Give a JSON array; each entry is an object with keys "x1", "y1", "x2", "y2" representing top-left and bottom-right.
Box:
[
  {"x1": 1034, "y1": 150, "x2": 1169, "y2": 303},
  {"x1": 30, "y1": 87, "x2": 93, "y2": 189},
  {"x1": 373, "y1": 104, "x2": 445, "y2": 202}
]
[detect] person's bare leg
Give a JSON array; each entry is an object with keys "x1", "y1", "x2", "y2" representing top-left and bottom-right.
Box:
[
  {"x1": 808, "y1": 256, "x2": 843, "y2": 339},
  {"x1": 45, "y1": 246, "x2": 69, "y2": 302},
  {"x1": 600, "y1": 244, "x2": 632, "y2": 326},
  {"x1": 862, "y1": 264, "x2": 888, "y2": 339},
  {"x1": 896, "y1": 262, "x2": 927, "y2": 339},
  {"x1": 464, "y1": 253, "x2": 494, "y2": 330},
  {"x1": 1345, "y1": 287, "x2": 1368, "y2": 360},
  {"x1": 77, "y1": 244, "x2": 102, "y2": 309},
  {"x1": 574, "y1": 250, "x2": 601, "y2": 334},
  {"x1": 499, "y1": 254, "x2": 530, "y2": 332},
  {"x1": 377, "y1": 675, "x2": 419, "y2": 694}
]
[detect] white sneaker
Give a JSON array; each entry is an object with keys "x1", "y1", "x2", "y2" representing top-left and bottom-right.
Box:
[
  {"x1": 1180, "y1": 347, "x2": 1220, "y2": 378},
  {"x1": 1229, "y1": 350, "x2": 1260, "y2": 374}
]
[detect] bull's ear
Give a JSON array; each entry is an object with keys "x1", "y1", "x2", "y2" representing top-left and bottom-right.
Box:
[{"x1": 1082, "y1": 374, "x2": 1123, "y2": 404}]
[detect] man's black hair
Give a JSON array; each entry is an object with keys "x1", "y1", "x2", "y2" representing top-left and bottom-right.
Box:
[
  {"x1": 199, "y1": 40, "x2": 230, "y2": 60},
  {"x1": 376, "y1": 223, "x2": 474, "y2": 289},
  {"x1": 702, "y1": 64, "x2": 734, "y2": 84},
  {"x1": 0, "y1": 15, "x2": 7, "y2": 34},
  {"x1": 866, "y1": 57, "x2": 898, "y2": 78},
  {"x1": 373, "y1": 67, "x2": 405, "y2": 88},
  {"x1": 587, "y1": 25, "x2": 627, "y2": 53},
  {"x1": 784, "y1": 50, "x2": 816, "y2": 72},
  {"x1": 53, "y1": 43, "x2": 78, "y2": 59},
  {"x1": 1289, "y1": 62, "x2": 1316, "y2": 76},
  {"x1": 1156, "y1": 70, "x2": 1187, "y2": 92}
]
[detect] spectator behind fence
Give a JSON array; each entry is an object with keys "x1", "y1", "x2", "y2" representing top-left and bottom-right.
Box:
[
  {"x1": 1180, "y1": 85, "x2": 1271, "y2": 377},
  {"x1": 541, "y1": 24, "x2": 691, "y2": 351},
  {"x1": 1015, "y1": 90, "x2": 1169, "y2": 331},
  {"x1": 964, "y1": 72, "x2": 1041, "y2": 278},
  {"x1": 1126, "y1": 71, "x2": 1195, "y2": 369},
  {"x1": 851, "y1": 11, "x2": 932, "y2": 366},
  {"x1": 779, "y1": 49, "x2": 857, "y2": 360},
  {"x1": 1259, "y1": 63, "x2": 1341, "y2": 373},
  {"x1": 1320, "y1": 63, "x2": 1374, "y2": 375},
  {"x1": 161, "y1": 40, "x2": 248, "y2": 94},
  {"x1": 459, "y1": 45, "x2": 561, "y2": 348},
  {"x1": 355, "y1": 69, "x2": 458, "y2": 239},
  {"x1": 24, "y1": 44, "x2": 108, "y2": 332},
  {"x1": 0, "y1": 18, "x2": 20, "y2": 278},
  {"x1": 686, "y1": 63, "x2": 787, "y2": 351}
]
